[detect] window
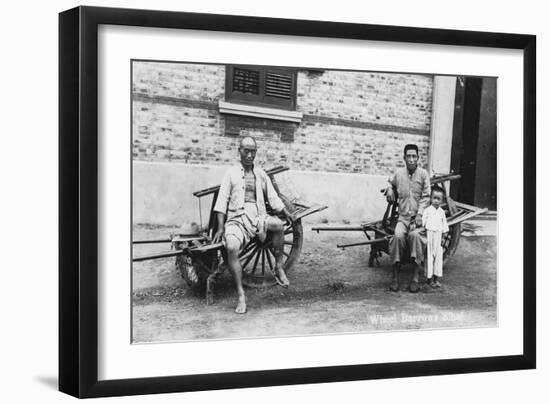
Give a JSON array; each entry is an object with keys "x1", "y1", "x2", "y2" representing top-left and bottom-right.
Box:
[{"x1": 225, "y1": 65, "x2": 297, "y2": 110}]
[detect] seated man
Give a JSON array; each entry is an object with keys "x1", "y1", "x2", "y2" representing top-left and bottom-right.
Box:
[
  {"x1": 385, "y1": 144, "x2": 431, "y2": 293},
  {"x1": 212, "y1": 136, "x2": 294, "y2": 314}
]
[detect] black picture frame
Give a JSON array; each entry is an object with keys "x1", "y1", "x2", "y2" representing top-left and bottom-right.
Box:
[{"x1": 59, "y1": 5, "x2": 536, "y2": 398}]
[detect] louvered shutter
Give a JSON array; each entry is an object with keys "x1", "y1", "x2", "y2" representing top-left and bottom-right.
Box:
[
  {"x1": 265, "y1": 72, "x2": 292, "y2": 99},
  {"x1": 263, "y1": 69, "x2": 296, "y2": 109}
]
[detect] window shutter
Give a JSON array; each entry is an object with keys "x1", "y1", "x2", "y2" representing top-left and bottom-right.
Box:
[
  {"x1": 232, "y1": 68, "x2": 260, "y2": 95},
  {"x1": 265, "y1": 72, "x2": 293, "y2": 99}
]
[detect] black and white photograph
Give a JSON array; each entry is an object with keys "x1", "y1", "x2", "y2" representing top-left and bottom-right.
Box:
[{"x1": 131, "y1": 61, "x2": 497, "y2": 343}]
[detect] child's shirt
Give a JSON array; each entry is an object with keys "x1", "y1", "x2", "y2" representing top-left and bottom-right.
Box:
[{"x1": 422, "y1": 205, "x2": 449, "y2": 233}]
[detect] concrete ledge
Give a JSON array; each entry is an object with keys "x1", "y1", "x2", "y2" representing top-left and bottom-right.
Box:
[{"x1": 218, "y1": 100, "x2": 303, "y2": 123}]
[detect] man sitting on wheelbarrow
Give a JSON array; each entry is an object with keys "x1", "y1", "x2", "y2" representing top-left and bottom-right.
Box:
[
  {"x1": 385, "y1": 144, "x2": 431, "y2": 293},
  {"x1": 212, "y1": 136, "x2": 295, "y2": 314}
]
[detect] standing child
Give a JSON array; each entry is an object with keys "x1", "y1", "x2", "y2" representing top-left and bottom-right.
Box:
[{"x1": 422, "y1": 186, "x2": 449, "y2": 288}]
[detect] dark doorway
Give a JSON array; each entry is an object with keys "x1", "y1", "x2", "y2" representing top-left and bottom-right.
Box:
[{"x1": 450, "y1": 77, "x2": 497, "y2": 210}]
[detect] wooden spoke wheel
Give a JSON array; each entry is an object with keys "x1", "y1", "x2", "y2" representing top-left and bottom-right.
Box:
[
  {"x1": 442, "y1": 196, "x2": 461, "y2": 265},
  {"x1": 176, "y1": 253, "x2": 201, "y2": 288},
  {"x1": 175, "y1": 241, "x2": 218, "y2": 291},
  {"x1": 241, "y1": 196, "x2": 304, "y2": 288}
]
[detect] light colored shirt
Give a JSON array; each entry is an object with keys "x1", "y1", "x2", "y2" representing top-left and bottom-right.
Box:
[
  {"x1": 422, "y1": 205, "x2": 449, "y2": 233},
  {"x1": 388, "y1": 167, "x2": 431, "y2": 225},
  {"x1": 213, "y1": 164, "x2": 285, "y2": 219}
]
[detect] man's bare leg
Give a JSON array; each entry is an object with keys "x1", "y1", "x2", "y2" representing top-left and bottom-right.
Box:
[
  {"x1": 389, "y1": 222, "x2": 407, "y2": 292},
  {"x1": 408, "y1": 228, "x2": 425, "y2": 293},
  {"x1": 390, "y1": 262, "x2": 400, "y2": 292},
  {"x1": 409, "y1": 260, "x2": 421, "y2": 293},
  {"x1": 225, "y1": 237, "x2": 247, "y2": 313},
  {"x1": 266, "y1": 217, "x2": 289, "y2": 287}
]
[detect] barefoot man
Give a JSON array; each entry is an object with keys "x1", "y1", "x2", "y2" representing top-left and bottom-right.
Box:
[
  {"x1": 212, "y1": 136, "x2": 294, "y2": 313},
  {"x1": 385, "y1": 144, "x2": 431, "y2": 293}
]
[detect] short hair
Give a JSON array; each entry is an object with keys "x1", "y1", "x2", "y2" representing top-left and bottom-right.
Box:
[
  {"x1": 239, "y1": 136, "x2": 257, "y2": 149},
  {"x1": 403, "y1": 144, "x2": 419, "y2": 155},
  {"x1": 431, "y1": 185, "x2": 446, "y2": 197}
]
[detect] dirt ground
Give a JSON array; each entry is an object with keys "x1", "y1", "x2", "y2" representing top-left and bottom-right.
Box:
[{"x1": 132, "y1": 223, "x2": 497, "y2": 343}]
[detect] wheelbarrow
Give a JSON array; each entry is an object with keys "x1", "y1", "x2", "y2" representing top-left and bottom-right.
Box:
[
  {"x1": 312, "y1": 173, "x2": 488, "y2": 267},
  {"x1": 133, "y1": 166, "x2": 328, "y2": 302}
]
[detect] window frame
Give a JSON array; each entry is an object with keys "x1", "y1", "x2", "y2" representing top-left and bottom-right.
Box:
[{"x1": 225, "y1": 65, "x2": 298, "y2": 110}]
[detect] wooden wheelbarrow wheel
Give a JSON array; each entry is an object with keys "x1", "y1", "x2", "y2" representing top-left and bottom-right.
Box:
[
  {"x1": 442, "y1": 196, "x2": 461, "y2": 265},
  {"x1": 367, "y1": 195, "x2": 461, "y2": 268},
  {"x1": 175, "y1": 245, "x2": 219, "y2": 292},
  {"x1": 241, "y1": 195, "x2": 304, "y2": 288}
]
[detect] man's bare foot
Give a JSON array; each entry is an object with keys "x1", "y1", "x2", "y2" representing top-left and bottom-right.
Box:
[
  {"x1": 409, "y1": 265, "x2": 420, "y2": 293},
  {"x1": 275, "y1": 266, "x2": 290, "y2": 288},
  {"x1": 206, "y1": 288, "x2": 214, "y2": 305},
  {"x1": 389, "y1": 263, "x2": 400, "y2": 292},
  {"x1": 235, "y1": 295, "x2": 247, "y2": 314},
  {"x1": 389, "y1": 277, "x2": 399, "y2": 292}
]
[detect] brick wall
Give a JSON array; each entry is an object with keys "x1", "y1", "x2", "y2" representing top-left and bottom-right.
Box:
[
  {"x1": 132, "y1": 61, "x2": 433, "y2": 175},
  {"x1": 133, "y1": 61, "x2": 225, "y2": 101}
]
